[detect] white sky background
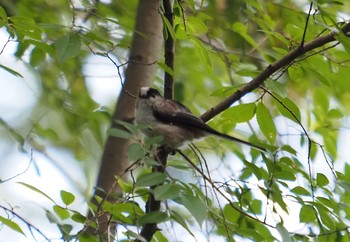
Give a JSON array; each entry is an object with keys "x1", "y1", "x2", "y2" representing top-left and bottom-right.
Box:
[
  {"x1": 0, "y1": 28, "x2": 121, "y2": 241},
  {"x1": 1, "y1": 16, "x2": 350, "y2": 240}
]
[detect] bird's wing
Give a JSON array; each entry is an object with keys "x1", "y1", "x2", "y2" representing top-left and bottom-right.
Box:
[{"x1": 152, "y1": 97, "x2": 267, "y2": 151}]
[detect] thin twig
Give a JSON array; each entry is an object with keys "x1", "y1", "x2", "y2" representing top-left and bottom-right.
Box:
[{"x1": 0, "y1": 204, "x2": 51, "y2": 241}]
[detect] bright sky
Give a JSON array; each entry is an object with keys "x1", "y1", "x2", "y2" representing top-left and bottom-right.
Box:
[{"x1": 0, "y1": 29, "x2": 121, "y2": 241}]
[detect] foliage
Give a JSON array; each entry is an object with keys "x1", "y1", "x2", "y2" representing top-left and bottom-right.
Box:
[{"x1": 1, "y1": 0, "x2": 350, "y2": 241}]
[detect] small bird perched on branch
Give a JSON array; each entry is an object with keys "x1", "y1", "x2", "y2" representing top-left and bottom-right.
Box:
[{"x1": 135, "y1": 87, "x2": 266, "y2": 152}]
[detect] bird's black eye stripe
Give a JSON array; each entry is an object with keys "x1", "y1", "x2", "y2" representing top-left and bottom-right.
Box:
[{"x1": 147, "y1": 88, "x2": 161, "y2": 98}]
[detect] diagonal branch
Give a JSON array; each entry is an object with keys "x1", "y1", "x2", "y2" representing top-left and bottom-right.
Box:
[{"x1": 200, "y1": 22, "x2": 350, "y2": 122}]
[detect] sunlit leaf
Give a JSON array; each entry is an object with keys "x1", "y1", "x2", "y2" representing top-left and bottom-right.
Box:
[
  {"x1": 316, "y1": 173, "x2": 329, "y2": 187},
  {"x1": 299, "y1": 205, "x2": 316, "y2": 223},
  {"x1": 191, "y1": 38, "x2": 212, "y2": 71},
  {"x1": 0, "y1": 216, "x2": 24, "y2": 235},
  {"x1": 60, "y1": 190, "x2": 75, "y2": 206},
  {"x1": 222, "y1": 103, "x2": 256, "y2": 123},
  {"x1": 291, "y1": 186, "x2": 310, "y2": 196},
  {"x1": 53, "y1": 205, "x2": 70, "y2": 220},
  {"x1": 256, "y1": 102, "x2": 276, "y2": 144},
  {"x1": 78, "y1": 233, "x2": 99, "y2": 242}
]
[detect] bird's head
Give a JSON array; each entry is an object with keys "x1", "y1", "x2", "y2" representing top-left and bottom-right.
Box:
[{"x1": 139, "y1": 87, "x2": 162, "y2": 99}]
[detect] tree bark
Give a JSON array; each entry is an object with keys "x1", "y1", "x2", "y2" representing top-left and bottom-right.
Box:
[{"x1": 90, "y1": 0, "x2": 163, "y2": 236}]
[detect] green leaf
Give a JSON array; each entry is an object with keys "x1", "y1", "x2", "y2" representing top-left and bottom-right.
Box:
[
  {"x1": 23, "y1": 39, "x2": 55, "y2": 55},
  {"x1": 0, "y1": 215, "x2": 25, "y2": 235},
  {"x1": 55, "y1": 33, "x2": 81, "y2": 62},
  {"x1": 0, "y1": 5, "x2": 8, "y2": 22},
  {"x1": 291, "y1": 186, "x2": 310, "y2": 196},
  {"x1": 78, "y1": 232, "x2": 99, "y2": 242},
  {"x1": 127, "y1": 143, "x2": 146, "y2": 161},
  {"x1": 53, "y1": 205, "x2": 70, "y2": 220},
  {"x1": 232, "y1": 22, "x2": 262, "y2": 53},
  {"x1": 299, "y1": 205, "x2": 316, "y2": 223},
  {"x1": 124, "y1": 230, "x2": 147, "y2": 241},
  {"x1": 71, "y1": 212, "x2": 86, "y2": 224},
  {"x1": 337, "y1": 33, "x2": 350, "y2": 56},
  {"x1": 222, "y1": 103, "x2": 256, "y2": 123},
  {"x1": 153, "y1": 183, "x2": 182, "y2": 200},
  {"x1": 60, "y1": 190, "x2": 75, "y2": 206},
  {"x1": 191, "y1": 38, "x2": 212, "y2": 72},
  {"x1": 9, "y1": 16, "x2": 42, "y2": 40},
  {"x1": 288, "y1": 65, "x2": 304, "y2": 80},
  {"x1": 316, "y1": 173, "x2": 329, "y2": 187},
  {"x1": 108, "y1": 127, "x2": 132, "y2": 139},
  {"x1": 29, "y1": 47, "x2": 45, "y2": 66},
  {"x1": 313, "y1": 88, "x2": 329, "y2": 114},
  {"x1": 135, "y1": 172, "x2": 167, "y2": 187},
  {"x1": 274, "y1": 95, "x2": 301, "y2": 122},
  {"x1": 137, "y1": 211, "x2": 168, "y2": 225},
  {"x1": 169, "y1": 210, "x2": 195, "y2": 238},
  {"x1": 0, "y1": 64, "x2": 23, "y2": 78},
  {"x1": 274, "y1": 170, "x2": 296, "y2": 181},
  {"x1": 176, "y1": 192, "x2": 207, "y2": 226},
  {"x1": 161, "y1": 14, "x2": 176, "y2": 41},
  {"x1": 256, "y1": 102, "x2": 276, "y2": 144},
  {"x1": 157, "y1": 62, "x2": 174, "y2": 76},
  {"x1": 316, "y1": 205, "x2": 335, "y2": 230},
  {"x1": 17, "y1": 182, "x2": 55, "y2": 203},
  {"x1": 117, "y1": 178, "x2": 134, "y2": 193}
]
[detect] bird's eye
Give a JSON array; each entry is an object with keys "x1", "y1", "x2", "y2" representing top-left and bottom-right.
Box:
[{"x1": 147, "y1": 89, "x2": 160, "y2": 98}]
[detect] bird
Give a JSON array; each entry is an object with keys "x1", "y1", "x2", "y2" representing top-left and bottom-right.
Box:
[{"x1": 135, "y1": 87, "x2": 266, "y2": 152}]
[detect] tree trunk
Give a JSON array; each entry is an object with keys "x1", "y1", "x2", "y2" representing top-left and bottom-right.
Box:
[{"x1": 90, "y1": 0, "x2": 163, "y2": 236}]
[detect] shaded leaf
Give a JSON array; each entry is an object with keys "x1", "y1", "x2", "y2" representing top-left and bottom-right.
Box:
[
  {"x1": 153, "y1": 183, "x2": 182, "y2": 200},
  {"x1": 137, "y1": 211, "x2": 168, "y2": 225},
  {"x1": 276, "y1": 223, "x2": 292, "y2": 242},
  {"x1": 55, "y1": 33, "x2": 81, "y2": 62},
  {"x1": 135, "y1": 173, "x2": 167, "y2": 187},
  {"x1": 0, "y1": 64, "x2": 23, "y2": 78},
  {"x1": 169, "y1": 210, "x2": 195, "y2": 238},
  {"x1": 175, "y1": 192, "x2": 207, "y2": 226},
  {"x1": 127, "y1": 143, "x2": 146, "y2": 161},
  {"x1": 108, "y1": 127, "x2": 132, "y2": 139},
  {"x1": 17, "y1": 182, "x2": 55, "y2": 203}
]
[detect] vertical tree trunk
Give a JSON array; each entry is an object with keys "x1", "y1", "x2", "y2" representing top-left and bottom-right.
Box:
[{"x1": 90, "y1": 0, "x2": 163, "y2": 236}]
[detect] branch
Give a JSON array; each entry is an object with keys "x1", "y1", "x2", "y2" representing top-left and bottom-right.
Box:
[
  {"x1": 163, "y1": 0, "x2": 175, "y2": 99},
  {"x1": 0, "y1": 204, "x2": 50, "y2": 241},
  {"x1": 137, "y1": 0, "x2": 175, "y2": 241},
  {"x1": 137, "y1": 147, "x2": 169, "y2": 241},
  {"x1": 200, "y1": 22, "x2": 350, "y2": 122}
]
